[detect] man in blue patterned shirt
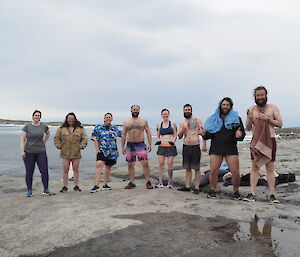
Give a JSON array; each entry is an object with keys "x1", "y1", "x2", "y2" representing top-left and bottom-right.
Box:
[{"x1": 90, "y1": 113, "x2": 122, "y2": 192}]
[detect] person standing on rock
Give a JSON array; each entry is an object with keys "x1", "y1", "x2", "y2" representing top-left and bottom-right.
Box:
[
  {"x1": 20, "y1": 110, "x2": 55, "y2": 197},
  {"x1": 177, "y1": 104, "x2": 207, "y2": 194},
  {"x1": 121, "y1": 105, "x2": 153, "y2": 189},
  {"x1": 202, "y1": 97, "x2": 245, "y2": 199},
  {"x1": 155, "y1": 108, "x2": 178, "y2": 188},
  {"x1": 90, "y1": 113, "x2": 122, "y2": 192},
  {"x1": 243, "y1": 86, "x2": 282, "y2": 203},
  {"x1": 54, "y1": 112, "x2": 87, "y2": 193}
]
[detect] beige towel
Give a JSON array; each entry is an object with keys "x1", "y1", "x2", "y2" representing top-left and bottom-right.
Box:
[{"x1": 250, "y1": 119, "x2": 273, "y2": 168}]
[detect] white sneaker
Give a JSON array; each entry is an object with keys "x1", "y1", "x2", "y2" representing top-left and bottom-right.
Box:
[
  {"x1": 155, "y1": 183, "x2": 164, "y2": 188},
  {"x1": 167, "y1": 184, "x2": 173, "y2": 189}
]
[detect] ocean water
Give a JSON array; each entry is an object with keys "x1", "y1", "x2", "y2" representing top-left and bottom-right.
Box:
[
  {"x1": 0, "y1": 125, "x2": 251, "y2": 179},
  {"x1": 0, "y1": 125, "x2": 178, "y2": 179}
]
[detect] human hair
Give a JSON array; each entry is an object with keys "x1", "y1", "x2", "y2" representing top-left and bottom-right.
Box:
[
  {"x1": 131, "y1": 104, "x2": 140, "y2": 110},
  {"x1": 183, "y1": 104, "x2": 192, "y2": 111},
  {"x1": 104, "y1": 112, "x2": 113, "y2": 118},
  {"x1": 220, "y1": 97, "x2": 233, "y2": 108},
  {"x1": 161, "y1": 108, "x2": 169, "y2": 114},
  {"x1": 32, "y1": 110, "x2": 42, "y2": 117},
  {"x1": 61, "y1": 112, "x2": 82, "y2": 128},
  {"x1": 253, "y1": 86, "x2": 268, "y2": 97}
]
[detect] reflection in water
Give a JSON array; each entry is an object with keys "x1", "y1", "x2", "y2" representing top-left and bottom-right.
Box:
[
  {"x1": 250, "y1": 219, "x2": 272, "y2": 240},
  {"x1": 235, "y1": 216, "x2": 300, "y2": 257},
  {"x1": 234, "y1": 218, "x2": 276, "y2": 256}
]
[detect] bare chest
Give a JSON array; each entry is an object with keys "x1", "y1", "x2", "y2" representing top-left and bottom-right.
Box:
[
  {"x1": 252, "y1": 106, "x2": 274, "y2": 121},
  {"x1": 126, "y1": 121, "x2": 145, "y2": 131}
]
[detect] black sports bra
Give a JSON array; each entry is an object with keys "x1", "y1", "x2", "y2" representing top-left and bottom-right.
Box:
[{"x1": 159, "y1": 121, "x2": 174, "y2": 135}]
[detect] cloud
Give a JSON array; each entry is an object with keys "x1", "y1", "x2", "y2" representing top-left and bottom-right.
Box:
[{"x1": 0, "y1": 0, "x2": 300, "y2": 127}]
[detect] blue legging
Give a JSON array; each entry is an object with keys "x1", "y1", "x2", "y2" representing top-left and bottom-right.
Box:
[{"x1": 23, "y1": 152, "x2": 49, "y2": 190}]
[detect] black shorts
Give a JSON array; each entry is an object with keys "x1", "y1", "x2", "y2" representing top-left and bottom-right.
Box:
[
  {"x1": 182, "y1": 144, "x2": 201, "y2": 170},
  {"x1": 157, "y1": 146, "x2": 177, "y2": 157},
  {"x1": 96, "y1": 152, "x2": 117, "y2": 166}
]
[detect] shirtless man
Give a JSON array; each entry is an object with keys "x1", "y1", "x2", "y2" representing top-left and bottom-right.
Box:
[
  {"x1": 121, "y1": 105, "x2": 153, "y2": 189},
  {"x1": 243, "y1": 86, "x2": 283, "y2": 203},
  {"x1": 177, "y1": 104, "x2": 206, "y2": 194}
]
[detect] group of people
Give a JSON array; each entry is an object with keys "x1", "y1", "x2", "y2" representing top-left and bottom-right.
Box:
[{"x1": 20, "y1": 86, "x2": 282, "y2": 203}]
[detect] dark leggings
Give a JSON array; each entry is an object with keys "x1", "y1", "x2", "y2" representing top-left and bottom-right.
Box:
[{"x1": 23, "y1": 152, "x2": 49, "y2": 190}]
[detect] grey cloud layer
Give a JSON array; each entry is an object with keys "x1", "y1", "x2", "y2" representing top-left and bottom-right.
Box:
[{"x1": 0, "y1": 0, "x2": 299, "y2": 126}]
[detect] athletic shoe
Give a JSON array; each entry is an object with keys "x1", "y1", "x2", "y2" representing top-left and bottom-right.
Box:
[
  {"x1": 192, "y1": 189, "x2": 200, "y2": 195},
  {"x1": 243, "y1": 193, "x2": 256, "y2": 202},
  {"x1": 73, "y1": 185, "x2": 82, "y2": 192},
  {"x1": 27, "y1": 190, "x2": 33, "y2": 197},
  {"x1": 177, "y1": 187, "x2": 191, "y2": 192},
  {"x1": 233, "y1": 191, "x2": 242, "y2": 200},
  {"x1": 155, "y1": 182, "x2": 164, "y2": 188},
  {"x1": 43, "y1": 189, "x2": 56, "y2": 196},
  {"x1": 102, "y1": 184, "x2": 112, "y2": 190},
  {"x1": 60, "y1": 186, "x2": 68, "y2": 193},
  {"x1": 90, "y1": 185, "x2": 100, "y2": 193},
  {"x1": 167, "y1": 183, "x2": 173, "y2": 189},
  {"x1": 146, "y1": 181, "x2": 153, "y2": 189},
  {"x1": 207, "y1": 190, "x2": 216, "y2": 198},
  {"x1": 269, "y1": 194, "x2": 280, "y2": 204},
  {"x1": 124, "y1": 181, "x2": 136, "y2": 189}
]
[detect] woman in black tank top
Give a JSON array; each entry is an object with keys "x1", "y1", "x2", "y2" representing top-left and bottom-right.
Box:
[{"x1": 155, "y1": 109, "x2": 178, "y2": 188}]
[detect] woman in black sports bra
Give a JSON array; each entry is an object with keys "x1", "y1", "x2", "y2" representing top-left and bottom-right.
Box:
[{"x1": 155, "y1": 109, "x2": 178, "y2": 188}]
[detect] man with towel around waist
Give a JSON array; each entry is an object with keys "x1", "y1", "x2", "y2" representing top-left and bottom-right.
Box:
[
  {"x1": 243, "y1": 86, "x2": 283, "y2": 203},
  {"x1": 202, "y1": 97, "x2": 246, "y2": 199},
  {"x1": 177, "y1": 104, "x2": 207, "y2": 194}
]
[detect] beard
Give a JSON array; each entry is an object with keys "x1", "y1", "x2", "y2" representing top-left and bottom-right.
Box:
[
  {"x1": 184, "y1": 112, "x2": 192, "y2": 119},
  {"x1": 255, "y1": 97, "x2": 268, "y2": 107},
  {"x1": 131, "y1": 112, "x2": 139, "y2": 118},
  {"x1": 220, "y1": 108, "x2": 230, "y2": 115}
]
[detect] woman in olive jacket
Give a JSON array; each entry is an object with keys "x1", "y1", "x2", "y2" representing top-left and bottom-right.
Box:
[{"x1": 54, "y1": 112, "x2": 87, "y2": 193}]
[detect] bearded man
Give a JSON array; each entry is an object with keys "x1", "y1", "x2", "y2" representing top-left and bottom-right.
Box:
[
  {"x1": 177, "y1": 104, "x2": 207, "y2": 194},
  {"x1": 121, "y1": 105, "x2": 153, "y2": 189},
  {"x1": 243, "y1": 86, "x2": 283, "y2": 203},
  {"x1": 202, "y1": 97, "x2": 245, "y2": 199}
]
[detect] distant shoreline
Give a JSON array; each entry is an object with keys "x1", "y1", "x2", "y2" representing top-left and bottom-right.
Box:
[{"x1": 0, "y1": 118, "x2": 123, "y2": 127}]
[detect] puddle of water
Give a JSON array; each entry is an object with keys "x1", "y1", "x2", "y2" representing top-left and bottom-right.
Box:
[
  {"x1": 234, "y1": 218, "x2": 300, "y2": 257},
  {"x1": 19, "y1": 213, "x2": 280, "y2": 257}
]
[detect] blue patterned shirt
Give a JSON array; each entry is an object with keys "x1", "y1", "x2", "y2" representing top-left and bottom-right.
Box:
[{"x1": 92, "y1": 124, "x2": 122, "y2": 160}]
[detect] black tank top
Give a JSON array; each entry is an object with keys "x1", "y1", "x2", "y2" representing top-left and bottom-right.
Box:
[{"x1": 159, "y1": 121, "x2": 174, "y2": 135}]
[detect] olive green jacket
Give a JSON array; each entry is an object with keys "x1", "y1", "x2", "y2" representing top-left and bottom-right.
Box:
[{"x1": 54, "y1": 127, "x2": 87, "y2": 159}]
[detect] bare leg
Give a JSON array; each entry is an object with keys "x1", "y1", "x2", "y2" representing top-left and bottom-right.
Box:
[
  {"x1": 94, "y1": 161, "x2": 105, "y2": 186},
  {"x1": 140, "y1": 160, "x2": 151, "y2": 181},
  {"x1": 265, "y1": 161, "x2": 275, "y2": 196},
  {"x1": 62, "y1": 159, "x2": 71, "y2": 187},
  {"x1": 103, "y1": 165, "x2": 112, "y2": 185},
  {"x1": 158, "y1": 155, "x2": 165, "y2": 184},
  {"x1": 250, "y1": 160, "x2": 260, "y2": 195},
  {"x1": 185, "y1": 169, "x2": 192, "y2": 188},
  {"x1": 209, "y1": 155, "x2": 223, "y2": 191},
  {"x1": 194, "y1": 169, "x2": 202, "y2": 190},
  {"x1": 128, "y1": 161, "x2": 136, "y2": 183},
  {"x1": 71, "y1": 159, "x2": 80, "y2": 186},
  {"x1": 167, "y1": 156, "x2": 174, "y2": 185},
  {"x1": 225, "y1": 155, "x2": 240, "y2": 192}
]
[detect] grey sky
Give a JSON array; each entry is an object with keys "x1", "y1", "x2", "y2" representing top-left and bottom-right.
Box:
[{"x1": 1, "y1": 0, "x2": 299, "y2": 127}]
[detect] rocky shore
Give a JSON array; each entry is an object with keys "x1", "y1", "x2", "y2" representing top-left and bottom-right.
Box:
[{"x1": 0, "y1": 138, "x2": 300, "y2": 257}]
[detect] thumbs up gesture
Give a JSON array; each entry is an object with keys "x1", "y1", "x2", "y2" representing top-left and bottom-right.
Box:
[{"x1": 235, "y1": 127, "x2": 242, "y2": 138}]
